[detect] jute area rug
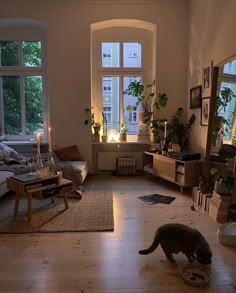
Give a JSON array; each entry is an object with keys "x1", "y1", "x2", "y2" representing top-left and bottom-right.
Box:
[{"x1": 0, "y1": 190, "x2": 114, "y2": 233}]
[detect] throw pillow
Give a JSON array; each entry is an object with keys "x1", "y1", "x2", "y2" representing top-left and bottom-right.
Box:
[
  {"x1": 53, "y1": 145, "x2": 83, "y2": 161},
  {"x1": 0, "y1": 143, "x2": 26, "y2": 164}
]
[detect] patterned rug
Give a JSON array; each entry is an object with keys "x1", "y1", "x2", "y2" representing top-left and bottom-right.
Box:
[{"x1": 0, "y1": 190, "x2": 114, "y2": 233}]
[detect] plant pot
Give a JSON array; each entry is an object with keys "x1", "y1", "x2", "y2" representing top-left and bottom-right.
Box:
[
  {"x1": 101, "y1": 135, "x2": 108, "y2": 143},
  {"x1": 93, "y1": 132, "x2": 100, "y2": 142},
  {"x1": 119, "y1": 133, "x2": 127, "y2": 142},
  {"x1": 139, "y1": 111, "x2": 153, "y2": 124},
  {"x1": 214, "y1": 181, "x2": 232, "y2": 195}
]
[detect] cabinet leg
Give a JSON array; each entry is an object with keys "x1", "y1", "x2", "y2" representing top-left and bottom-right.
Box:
[
  {"x1": 14, "y1": 193, "x2": 20, "y2": 218},
  {"x1": 180, "y1": 186, "x2": 184, "y2": 195},
  {"x1": 64, "y1": 193, "x2": 69, "y2": 209},
  {"x1": 27, "y1": 193, "x2": 32, "y2": 222}
]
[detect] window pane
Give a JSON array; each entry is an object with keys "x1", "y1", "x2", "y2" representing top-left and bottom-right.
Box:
[
  {"x1": 123, "y1": 42, "x2": 142, "y2": 68},
  {"x1": 23, "y1": 41, "x2": 42, "y2": 67},
  {"x1": 0, "y1": 41, "x2": 19, "y2": 66},
  {"x1": 101, "y1": 42, "x2": 120, "y2": 68},
  {"x1": 223, "y1": 60, "x2": 236, "y2": 75},
  {"x1": 123, "y1": 76, "x2": 141, "y2": 134},
  {"x1": 24, "y1": 76, "x2": 43, "y2": 135},
  {"x1": 2, "y1": 76, "x2": 21, "y2": 134},
  {"x1": 102, "y1": 76, "x2": 119, "y2": 130}
]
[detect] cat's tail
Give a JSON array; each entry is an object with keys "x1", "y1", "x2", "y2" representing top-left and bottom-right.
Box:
[{"x1": 139, "y1": 234, "x2": 159, "y2": 255}]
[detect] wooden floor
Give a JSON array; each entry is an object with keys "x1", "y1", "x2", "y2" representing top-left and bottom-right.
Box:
[{"x1": 0, "y1": 174, "x2": 235, "y2": 292}]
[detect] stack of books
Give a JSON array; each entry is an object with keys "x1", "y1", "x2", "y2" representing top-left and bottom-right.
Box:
[
  {"x1": 209, "y1": 191, "x2": 232, "y2": 223},
  {"x1": 192, "y1": 187, "x2": 212, "y2": 213}
]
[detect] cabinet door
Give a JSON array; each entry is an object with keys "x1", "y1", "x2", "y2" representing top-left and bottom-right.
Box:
[
  {"x1": 183, "y1": 160, "x2": 203, "y2": 186},
  {"x1": 154, "y1": 155, "x2": 175, "y2": 182}
]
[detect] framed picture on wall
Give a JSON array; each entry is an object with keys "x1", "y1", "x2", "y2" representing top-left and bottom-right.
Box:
[
  {"x1": 202, "y1": 61, "x2": 213, "y2": 97},
  {"x1": 190, "y1": 85, "x2": 202, "y2": 109},
  {"x1": 201, "y1": 97, "x2": 210, "y2": 126}
]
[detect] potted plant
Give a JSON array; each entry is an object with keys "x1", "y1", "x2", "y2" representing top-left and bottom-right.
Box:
[
  {"x1": 123, "y1": 80, "x2": 168, "y2": 124},
  {"x1": 84, "y1": 108, "x2": 101, "y2": 142},
  {"x1": 214, "y1": 175, "x2": 234, "y2": 195},
  {"x1": 165, "y1": 107, "x2": 196, "y2": 151},
  {"x1": 147, "y1": 118, "x2": 166, "y2": 143},
  {"x1": 101, "y1": 112, "x2": 108, "y2": 143},
  {"x1": 119, "y1": 120, "x2": 128, "y2": 142}
]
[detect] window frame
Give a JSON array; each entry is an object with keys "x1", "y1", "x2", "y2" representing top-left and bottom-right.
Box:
[
  {"x1": 218, "y1": 62, "x2": 236, "y2": 142},
  {"x1": 0, "y1": 23, "x2": 49, "y2": 142}
]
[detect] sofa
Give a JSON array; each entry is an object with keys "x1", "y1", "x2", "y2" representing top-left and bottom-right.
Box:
[
  {"x1": 0, "y1": 171, "x2": 14, "y2": 197},
  {"x1": 0, "y1": 143, "x2": 89, "y2": 197}
]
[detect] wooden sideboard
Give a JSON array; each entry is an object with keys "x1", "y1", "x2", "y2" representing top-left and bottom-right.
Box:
[{"x1": 143, "y1": 152, "x2": 203, "y2": 194}]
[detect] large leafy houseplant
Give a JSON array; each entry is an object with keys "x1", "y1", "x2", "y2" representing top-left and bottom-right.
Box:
[
  {"x1": 123, "y1": 80, "x2": 168, "y2": 123},
  {"x1": 146, "y1": 118, "x2": 167, "y2": 142},
  {"x1": 84, "y1": 108, "x2": 101, "y2": 141},
  {"x1": 213, "y1": 143, "x2": 236, "y2": 194},
  {"x1": 165, "y1": 107, "x2": 196, "y2": 151}
]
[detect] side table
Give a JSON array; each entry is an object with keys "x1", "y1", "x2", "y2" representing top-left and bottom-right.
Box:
[{"x1": 7, "y1": 175, "x2": 73, "y2": 222}]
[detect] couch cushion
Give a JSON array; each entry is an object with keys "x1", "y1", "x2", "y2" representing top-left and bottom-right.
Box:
[
  {"x1": 53, "y1": 145, "x2": 83, "y2": 161},
  {"x1": 56, "y1": 160, "x2": 89, "y2": 186}
]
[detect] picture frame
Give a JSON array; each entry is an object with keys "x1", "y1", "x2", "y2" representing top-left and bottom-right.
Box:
[
  {"x1": 201, "y1": 97, "x2": 210, "y2": 126},
  {"x1": 190, "y1": 85, "x2": 202, "y2": 109},
  {"x1": 202, "y1": 61, "x2": 213, "y2": 97}
]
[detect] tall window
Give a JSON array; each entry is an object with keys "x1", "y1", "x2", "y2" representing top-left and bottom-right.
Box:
[
  {"x1": 0, "y1": 23, "x2": 47, "y2": 140},
  {"x1": 100, "y1": 42, "x2": 143, "y2": 135},
  {"x1": 92, "y1": 21, "x2": 155, "y2": 140}
]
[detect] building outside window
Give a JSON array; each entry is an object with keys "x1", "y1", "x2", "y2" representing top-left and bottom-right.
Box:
[{"x1": 100, "y1": 42, "x2": 142, "y2": 136}]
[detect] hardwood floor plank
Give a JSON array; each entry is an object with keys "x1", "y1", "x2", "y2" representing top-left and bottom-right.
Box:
[{"x1": 0, "y1": 174, "x2": 235, "y2": 292}]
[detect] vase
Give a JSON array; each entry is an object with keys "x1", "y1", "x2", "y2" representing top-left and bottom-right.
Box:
[
  {"x1": 34, "y1": 152, "x2": 44, "y2": 170},
  {"x1": 45, "y1": 151, "x2": 57, "y2": 176}
]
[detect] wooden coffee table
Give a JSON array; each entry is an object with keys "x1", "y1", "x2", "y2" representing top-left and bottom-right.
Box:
[{"x1": 7, "y1": 174, "x2": 73, "y2": 222}]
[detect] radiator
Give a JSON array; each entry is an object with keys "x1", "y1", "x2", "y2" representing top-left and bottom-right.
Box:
[{"x1": 117, "y1": 157, "x2": 136, "y2": 176}]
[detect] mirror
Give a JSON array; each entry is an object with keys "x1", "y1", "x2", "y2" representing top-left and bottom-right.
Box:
[{"x1": 204, "y1": 59, "x2": 236, "y2": 203}]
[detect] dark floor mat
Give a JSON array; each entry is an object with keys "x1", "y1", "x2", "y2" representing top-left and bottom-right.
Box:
[{"x1": 138, "y1": 194, "x2": 176, "y2": 205}]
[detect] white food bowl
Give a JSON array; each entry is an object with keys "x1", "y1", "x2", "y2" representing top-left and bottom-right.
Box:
[{"x1": 217, "y1": 222, "x2": 236, "y2": 247}]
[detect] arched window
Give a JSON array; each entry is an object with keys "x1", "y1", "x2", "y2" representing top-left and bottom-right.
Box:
[
  {"x1": 0, "y1": 19, "x2": 48, "y2": 141},
  {"x1": 91, "y1": 20, "x2": 156, "y2": 141}
]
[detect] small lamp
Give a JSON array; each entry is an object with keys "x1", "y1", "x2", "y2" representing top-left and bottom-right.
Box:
[{"x1": 107, "y1": 129, "x2": 120, "y2": 142}]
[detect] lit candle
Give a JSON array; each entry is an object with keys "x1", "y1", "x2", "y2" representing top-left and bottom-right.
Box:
[
  {"x1": 36, "y1": 133, "x2": 41, "y2": 154},
  {"x1": 164, "y1": 121, "x2": 167, "y2": 139},
  {"x1": 48, "y1": 127, "x2": 52, "y2": 152}
]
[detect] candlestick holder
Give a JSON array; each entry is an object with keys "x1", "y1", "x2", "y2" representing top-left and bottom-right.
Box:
[
  {"x1": 34, "y1": 151, "x2": 44, "y2": 170},
  {"x1": 45, "y1": 150, "x2": 57, "y2": 176}
]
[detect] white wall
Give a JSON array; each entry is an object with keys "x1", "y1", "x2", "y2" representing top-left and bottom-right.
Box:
[
  {"x1": 188, "y1": 0, "x2": 236, "y2": 155},
  {"x1": 0, "y1": 0, "x2": 188, "y2": 170}
]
